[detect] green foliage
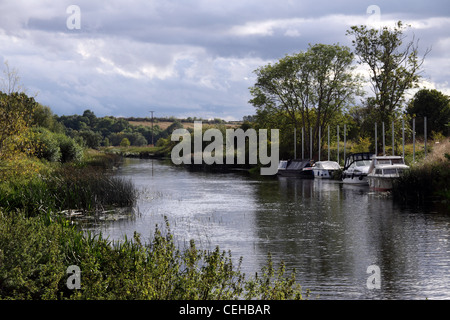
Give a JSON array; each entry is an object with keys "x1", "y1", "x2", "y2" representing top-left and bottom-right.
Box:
[
  {"x1": 31, "y1": 104, "x2": 65, "y2": 133},
  {"x1": 55, "y1": 133, "x2": 83, "y2": 163},
  {"x1": 392, "y1": 155, "x2": 450, "y2": 204},
  {"x1": 406, "y1": 89, "x2": 450, "y2": 137},
  {"x1": 0, "y1": 164, "x2": 137, "y2": 217},
  {"x1": 120, "y1": 137, "x2": 131, "y2": 147},
  {"x1": 347, "y1": 21, "x2": 429, "y2": 124},
  {"x1": 0, "y1": 213, "x2": 306, "y2": 300},
  {"x1": 31, "y1": 127, "x2": 62, "y2": 162},
  {"x1": 0, "y1": 211, "x2": 69, "y2": 299},
  {"x1": 0, "y1": 92, "x2": 37, "y2": 160},
  {"x1": 249, "y1": 43, "x2": 361, "y2": 158}
]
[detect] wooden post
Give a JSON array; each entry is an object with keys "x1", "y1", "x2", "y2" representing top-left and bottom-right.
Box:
[
  {"x1": 302, "y1": 127, "x2": 304, "y2": 159},
  {"x1": 402, "y1": 119, "x2": 405, "y2": 159},
  {"x1": 424, "y1": 116, "x2": 427, "y2": 158},
  {"x1": 318, "y1": 126, "x2": 321, "y2": 161},
  {"x1": 294, "y1": 127, "x2": 297, "y2": 159},
  {"x1": 375, "y1": 122, "x2": 377, "y2": 155},
  {"x1": 413, "y1": 118, "x2": 416, "y2": 162},
  {"x1": 328, "y1": 125, "x2": 330, "y2": 161},
  {"x1": 392, "y1": 120, "x2": 395, "y2": 156},
  {"x1": 343, "y1": 124, "x2": 346, "y2": 163},
  {"x1": 337, "y1": 125, "x2": 340, "y2": 164}
]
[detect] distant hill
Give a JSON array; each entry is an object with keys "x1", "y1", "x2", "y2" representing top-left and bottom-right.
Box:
[{"x1": 125, "y1": 117, "x2": 242, "y2": 130}]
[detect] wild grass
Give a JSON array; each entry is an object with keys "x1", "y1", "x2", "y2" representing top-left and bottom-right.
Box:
[
  {"x1": 0, "y1": 153, "x2": 137, "y2": 217},
  {"x1": 0, "y1": 212, "x2": 306, "y2": 300},
  {"x1": 392, "y1": 139, "x2": 450, "y2": 205}
]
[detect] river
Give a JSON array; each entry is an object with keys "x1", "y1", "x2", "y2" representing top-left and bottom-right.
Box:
[{"x1": 85, "y1": 158, "x2": 450, "y2": 300}]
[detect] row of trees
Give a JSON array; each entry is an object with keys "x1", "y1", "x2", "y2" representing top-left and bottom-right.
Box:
[
  {"x1": 248, "y1": 21, "x2": 448, "y2": 159},
  {"x1": 33, "y1": 107, "x2": 183, "y2": 149}
]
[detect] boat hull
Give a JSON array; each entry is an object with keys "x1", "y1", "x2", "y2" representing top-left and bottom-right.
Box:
[
  {"x1": 368, "y1": 176, "x2": 394, "y2": 191},
  {"x1": 342, "y1": 175, "x2": 368, "y2": 185},
  {"x1": 313, "y1": 169, "x2": 337, "y2": 179},
  {"x1": 277, "y1": 169, "x2": 314, "y2": 179}
]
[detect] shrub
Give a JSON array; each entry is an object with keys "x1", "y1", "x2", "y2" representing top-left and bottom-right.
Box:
[
  {"x1": 55, "y1": 134, "x2": 83, "y2": 163},
  {"x1": 31, "y1": 127, "x2": 62, "y2": 162},
  {"x1": 0, "y1": 213, "x2": 306, "y2": 300},
  {"x1": 120, "y1": 138, "x2": 130, "y2": 148}
]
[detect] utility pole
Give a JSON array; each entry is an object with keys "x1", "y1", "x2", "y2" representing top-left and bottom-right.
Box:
[{"x1": 149, "y1": 111, "x2": 154, "y2": 146}]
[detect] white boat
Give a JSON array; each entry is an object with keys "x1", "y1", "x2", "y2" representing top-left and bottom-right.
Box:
[
  {"x1": 342, "y1": 153, "x2": 374, "y2": 185},
  {"x1": 312, "y1": 161, "x2": 341, "y2": 179},
  {"x1": 367, "y1": 156, "x2": 410, "y2": 191}
]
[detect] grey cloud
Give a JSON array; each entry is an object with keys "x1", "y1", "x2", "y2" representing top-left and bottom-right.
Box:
[{"x1": 1, "y1": 0, "x2": 449, "y2": 120}]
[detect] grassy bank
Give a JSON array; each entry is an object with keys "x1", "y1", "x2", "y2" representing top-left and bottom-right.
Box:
[
  {"x1": 0, "y1": 151, "x2": 306, "y2": 300},
  {"x1": 102, "y1": 145, "x2": 170, "y2": 159},
  {"x1": 0, "y1": 211, "x2": 306, "y2": 300},
  {"x1": 392, "y1": 140, "x2": 450, "y2": 206},
  {"x1": 0, "y1": 152, "x2": 136, "y2": 217}
]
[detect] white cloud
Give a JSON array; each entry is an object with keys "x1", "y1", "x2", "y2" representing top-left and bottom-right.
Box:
[{"x1": 0, "y1": 0, "x2": 449, "y2": 120}]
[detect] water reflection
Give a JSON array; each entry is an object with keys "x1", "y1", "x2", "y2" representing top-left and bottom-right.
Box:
[{"x1": 86, "y1": 158, "x2": 450, "y2": 300}]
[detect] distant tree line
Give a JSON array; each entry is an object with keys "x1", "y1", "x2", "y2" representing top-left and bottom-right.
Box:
[{"x1": 33, "y1": 109, "x2": 187, "y2": 149}]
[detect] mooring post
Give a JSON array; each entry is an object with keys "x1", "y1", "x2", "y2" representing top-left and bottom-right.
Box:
[
  {"x1": 413, "y1": 118, "x2": 416, "y2": 162},
  {"x1": 328, "y1": 125, "x2": 330, "y2": 161},
  {"x1": 382, "y1": 122, "x2": 385, "y2": 156},
  {"x1": 294, "y1": 127, "x2": 297, "y2": 159},
  {"x1": 424, "y1": 116, "x2": 427, "y2": 158},
  {"x1": 392, "y1": 120, "x2": 395, "y2": 156},
  {"x1": 337, "y1": 125, "x2": 339, "y2": 164},
  {"x1": 302, "y1": 127, "x2": 304, "y2": 159},
  {"x1": 310, "y1": 127, "x2": 313, "y2": 160},
  {"x1": 343, "y1": 124, "x2": 346, "y2": 163},
  {"x1": 402, "y1": 119, "x2": 405, "y2": 160},
  {"x1": 318, "y1": 126, "x2": 321, "y2": 162},
  {"x1": 375, "y1": 122, "x2": 377, "y2": 155}
]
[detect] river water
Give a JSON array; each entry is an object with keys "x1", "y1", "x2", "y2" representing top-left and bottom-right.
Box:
[{"x1": 86, "y1": 158, "x2": 450, "y2": 300}]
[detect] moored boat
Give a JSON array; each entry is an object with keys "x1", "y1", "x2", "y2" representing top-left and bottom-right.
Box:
[
  {"x1": 342, "y1": 152, "x2": 374, "y2": 185},
  {"x1": 367, "y1": 156, "x2": 410, "y2": 191},
  {"x1": 276, "y1": 159, "x2": 314, "y2": 178},
  {"x1": 312, "y1": 161, "x2": 341, "y2": 179}
]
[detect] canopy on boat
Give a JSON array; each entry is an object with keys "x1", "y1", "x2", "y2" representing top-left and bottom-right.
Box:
[{"x1": 314, "y1": 161, "x2": 341, "y2": 170}]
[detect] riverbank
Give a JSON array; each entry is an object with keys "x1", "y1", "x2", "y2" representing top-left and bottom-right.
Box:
[
  {"x1": 0, "y1": 151, "x2": 305, "y2": 300},
  {"x1": 392, "y1": 140, "x2": 450, "y2": 207},
  {"x1": 102, "y1": 145, "x2": 170, "y2": 159}
]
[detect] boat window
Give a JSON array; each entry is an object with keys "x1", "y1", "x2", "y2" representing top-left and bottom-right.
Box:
[
  {"x1": 356, "y1": 160, "x2": 371, "y2": 166},
  {"x1": 278, "y1": 162, "x2": 287, "y2": 169},
  {"x1": 383, "y1": 169, "x2": 397, "y2": 175},
  {"x1": 375, "y1": 169, "x2": 382, "y2": 174},
  {"x1": 391, "y1": 159, "x2": 404, "y2": 164}
]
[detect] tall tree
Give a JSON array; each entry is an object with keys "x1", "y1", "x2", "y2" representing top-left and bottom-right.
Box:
[
  {"x1": 249, "y1": 43, "x2": 361, "y2": 158},
  {"x1": 407, "y1": 89, "x2": 450, "y2": 136},
  {"x1": 0, "y1": 92, "x2": 37, "y2": 159},
  {"x1": 347, "y1": 21, "x2": 430, "y2": 128}
]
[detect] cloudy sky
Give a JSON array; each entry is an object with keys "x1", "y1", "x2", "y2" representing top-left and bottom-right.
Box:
[{"x1": 0, "y1": 0, "x2": 449, "y2": 120}]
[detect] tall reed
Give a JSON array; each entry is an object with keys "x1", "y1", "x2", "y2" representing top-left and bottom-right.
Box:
[{"x1": 0, "y1": 156, "x2": 137, "y2": 216}]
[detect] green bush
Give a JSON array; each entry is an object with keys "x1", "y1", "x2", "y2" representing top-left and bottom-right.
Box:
[
  {"x1": 55, "y1": 134, "x2": 83, "y2": 163},
  {"x1": 31, "y1": 127, "x2": 62, "y2": 162},
  {"x1": 392, "y1": 160, "x2": 450, "y2": 204},
  {"x1": 0, "y1": 213, "x2": 306, "y2": 300},
  {"x1": 0, "y1": 165, "x2": 137, "y2": 216}
]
